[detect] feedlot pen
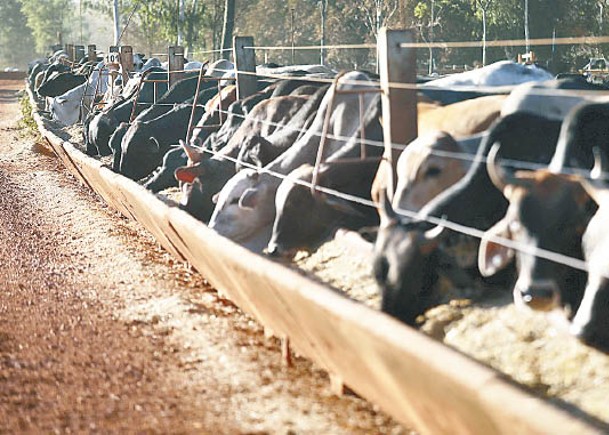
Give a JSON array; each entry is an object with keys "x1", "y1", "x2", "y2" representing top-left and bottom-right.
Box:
[{"x1": 26, "y1": 66, "x2": 609, "y2": 434}]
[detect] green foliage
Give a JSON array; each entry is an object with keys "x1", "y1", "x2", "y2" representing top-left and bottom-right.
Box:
[
  {"x1": 0, "y1": 0, "x2": 35, "y2": 68},
  {"x1": 18, "y1": 92, "x2": 39, "y2": 138},
  {"x1": 20, "y1": 0, "x2": 74, "y2": 53}
]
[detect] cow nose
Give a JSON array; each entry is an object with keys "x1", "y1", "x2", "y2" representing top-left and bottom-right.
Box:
[{"x1": 516, "y1": 282, "x2": 559, "y2": 312}]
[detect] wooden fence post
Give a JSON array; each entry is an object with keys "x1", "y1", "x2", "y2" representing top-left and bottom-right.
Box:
[
  {"x1": 65, "y1": 44, "x2": 74, "y2": 61},
  {"x1": 374, "y1": 27, "x2": 418, "y2": 201},
  {"x1": 88, "y1": 45, "x2": 97, "y2": 62},
  {"x1": 74, "y1": 45, "x2": 86, "y2": 63},
  {"x1": 119, "y1": 45, "x2": 134, "y2": 84},
  {"x1": 168, "y1": 46, "x2": 185, "y2": 88},
  {"x1": 233, "y1": 36, "x2": 257, "y2": 100}
]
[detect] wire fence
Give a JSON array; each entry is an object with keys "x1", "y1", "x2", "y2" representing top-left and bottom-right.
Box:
[{"x1": 60, "y1": 33, "x2": 609, "y2": 280}]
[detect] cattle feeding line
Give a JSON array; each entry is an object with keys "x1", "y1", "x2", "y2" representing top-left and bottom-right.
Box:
[{"x1": 192, "y1": 142, "x2": 599, "y2": 280}]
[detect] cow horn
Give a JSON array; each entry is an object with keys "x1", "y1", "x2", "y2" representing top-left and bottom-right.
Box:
[
  {"x1": 486, "y1": 142, "x2": 521, "y2": 192},
  {"x1": 591, "y1": 147, "x2": 608, "y2": 181},
  {"x1": 180, "y1": 139, "x2": 205, "y2": 164},
  {"x1": 377, "y1": 188, "x2": 398, "y2": 228}
]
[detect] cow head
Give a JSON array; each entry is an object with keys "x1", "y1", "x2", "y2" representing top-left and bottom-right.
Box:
[
  {"x1": 479, "y1": 144, "x2": 595, "y2": 314},
  {"x1": 209, "y1": 169, "x2": 277, "y2": 242},
  {"x1": 119, "y1": 121, "x2": 165, "y2": 180},
  {"x1": 373, "y1": 190, "x2": 446, "y2": 325},
  {"x1": 393, "y1": 131, "x2": 469, "y2": 212},
  {"x1": 267, "y1": 160, "x2": 379, "y2": 258}
]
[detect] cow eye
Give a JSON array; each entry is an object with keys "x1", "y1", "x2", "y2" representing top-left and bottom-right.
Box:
[{"x1": 424, "y1": 167, "x2": 441, "y2": 178}]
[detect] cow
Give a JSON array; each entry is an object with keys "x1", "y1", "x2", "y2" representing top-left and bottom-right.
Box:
[
  {"x1": 418, "y1": 95, "x2": 506, "y2": 139},
  {"x1": 372, "y1": 112, "x2": 563, "y2": 325},
  {"x1": 549, "y1": 102, "x2": 609, "y2": 174},
  {"x1": 478, "y1": 145, "x2": 595, "y2": 314},
  {"x1": 502, "y1": 77, "x2": 609, "y2": 121},
  {"x1": 48, "y1": 83, "x2": 86, "y2": 126},
  {"x1": 143, "y1": 146, "x2": 187, "y2": 192},
  {"x1": 419, "y1": 60, "x2": 553, "y2": 105},
  {"x1": 208, "y1": 72, "x2": 379, "y2": 247},
  {"x1": 266, "y1": 99, "x2": 383, "y2": 256},
  {"x1": 118, "y1": 102, "x2": 205, "y2": 180},
  {"x1": 570, "y1": 176, "x2": 609, "y2": 351},
  {"x1": 85, "y1": 67, "x2": 169, "y2": 156}
]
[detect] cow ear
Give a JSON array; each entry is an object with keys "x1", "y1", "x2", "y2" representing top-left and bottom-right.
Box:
[
  {"x1": 174, "y1": 166, "x2": 198, "y2": 184},
  {"x1": 377, "y1": 188, "x2": 398, "y2": 228},
  {"x1": 212, "y1": 192, "x2": 220, "y2": 204},
  {"x1": 239, "y1": 188, "x2": 258, "y2": 209},
  {"x1": 478, "y1": 218, "x2": 514, "y2": 277},
  {"x1": 149, "y1": 137, "x2": 160, "y2": 153}
]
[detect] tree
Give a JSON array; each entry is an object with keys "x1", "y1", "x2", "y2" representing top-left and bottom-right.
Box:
[
  {"x1": 220, "y1": 0, "x2": 235, "y2": 60},
  {"x1": 20, "y1": 0, "x2": 74, "y2": 53},
  {"x1": 0, "y1": 0, "x2": 35, "y2": 68},
  {"x1": 475, "y1": 0, "x2": 493, "y2": 65}
]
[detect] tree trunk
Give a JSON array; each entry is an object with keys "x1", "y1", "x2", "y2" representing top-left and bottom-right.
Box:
[
  {"x1": 524, "y1": 0, "x2": 530, "y2": 53},
  {"x1": 320, "y1": 0, "x2": 327, "y2": 65},
  {"x1": 221, "y1": 0, "x2": 235, "y2": 61}
]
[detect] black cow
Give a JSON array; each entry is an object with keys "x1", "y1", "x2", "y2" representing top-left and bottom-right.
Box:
[
  {"x1": 119, "y1": 103, "x2": 205, "y2": 180},
  {"x1": 37, "y1": 72, "x2": 86, "y2": 97},
  {"x1": 267, "y1": 95, "x2": 383, "y2": 257}
]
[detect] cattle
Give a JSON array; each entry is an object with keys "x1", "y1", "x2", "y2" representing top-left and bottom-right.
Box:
[
  {"x1": 419, "y1": 60, "x2": 552, "y2": 105},
  {"x1": 570, "y1": 176, "x2": 609, "y2": 351},
  {"x1": 143, "y1": 146, "x2": 187, "y2": 192},
  {"x1": 38, "y1": 71, "x2": 86, "y2": 98},
  {"x1": 110, "y1": 123, "x2": 131, "y2": 171},
  {"x1": 208, "y1": 72, "x2": 378, "y2": 247},
  {"x1": 501, "y1": 77, "x2": 609, "y2": 121},
  {"x1": 266, "y1": 98, "x2": 383, "y2": 257},
  {"x1": 392, "y1": 131, "x2": 482, "y2": 213},
  {"x1": 35, "y1": 62, "x2": 71, "y2": 96},
  {"x1": 478, "y1": 145, "x2": 595, "y2": 313},
  {"x1": 176, "y1": 84, "x2": 326, "y2": 222},
  {"x1": 49, "y1": 83, "x2": 86, "y2": 126},
  {"x1": 118, "y1": 102, "x2": 205, "y2": 180},
  {"x1": 549, "y1": 102, "x2": 609, "y2": 173},
  {"x1": 372, "y1": 112, "x2": 563, "y2": 325},
  {"x1": 418, "y1": 95, "x2": 505, "y2": 139},
  {"x1": 84, "y1": 66, "x2": 168, "y2": 153},
  {"x1": 48, "y1": 64, "x2": 110, "y2": 126}
]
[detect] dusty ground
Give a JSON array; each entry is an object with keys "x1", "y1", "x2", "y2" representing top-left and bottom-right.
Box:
[{"x1": 0, "y1": 80, "x2": 408, "y2": 433}]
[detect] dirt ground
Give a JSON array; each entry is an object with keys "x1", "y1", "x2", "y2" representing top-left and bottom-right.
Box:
[{"x1": 0, "y1": 79, "x2": 407, "y2": 433}]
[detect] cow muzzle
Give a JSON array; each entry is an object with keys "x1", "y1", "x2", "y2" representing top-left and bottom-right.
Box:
[{"x1": 514, "y1": 280, "x2": 560, "y2": 312}]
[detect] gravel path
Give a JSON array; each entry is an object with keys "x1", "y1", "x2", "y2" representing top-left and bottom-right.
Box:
[{"x1": 0, "y1": 79, "x2": 406, "y2": 434}]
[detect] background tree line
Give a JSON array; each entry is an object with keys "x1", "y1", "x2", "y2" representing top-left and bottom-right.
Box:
[{"x1": 1, "y1": 0, "x2": 609, "y2": 74}]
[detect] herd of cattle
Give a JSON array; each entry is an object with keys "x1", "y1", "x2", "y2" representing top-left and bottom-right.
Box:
[{"x1": 28, "y1": 50, "x2": 609, "y2": 352}]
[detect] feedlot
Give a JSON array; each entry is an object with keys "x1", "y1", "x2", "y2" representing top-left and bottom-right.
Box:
[
  {"x1": 12, "y1": 50, "x2": 609, "y2": 432},
  {"x1": 0, "y1": 79, "x2": 404, "y2": 433}
]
